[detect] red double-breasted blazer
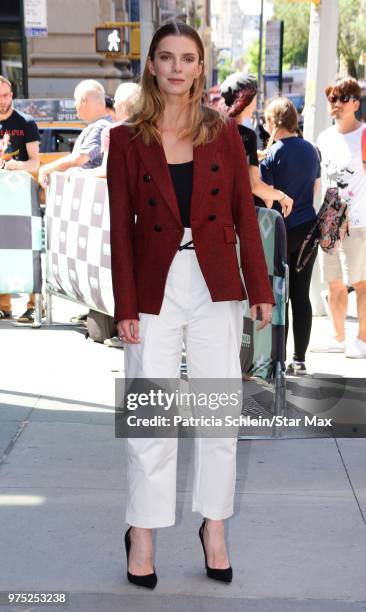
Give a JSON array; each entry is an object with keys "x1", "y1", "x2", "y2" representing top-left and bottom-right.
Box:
[{"x1": 107, "y1": 117, "x2": 274, "y2": 322}]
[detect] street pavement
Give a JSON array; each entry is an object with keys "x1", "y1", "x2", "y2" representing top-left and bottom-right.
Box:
[{"x1": 0, "y1": 295, "x2": 365, "y2": 612}]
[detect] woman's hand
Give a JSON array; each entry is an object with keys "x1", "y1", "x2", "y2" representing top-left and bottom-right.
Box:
[
  {"x1": 117, "y1": 319, "x2": 140, "y2": 344},
  {"x1": 257, "y1": 149, "x2": 267, "y2": 162},
  {"x1": 38, "y1": 167, "x2": 50, "y2": 188},
  {"x1": 278, "y1": 193, "x2": 293, "y2": 218},
  {"x1": 250, "y1": 303, "x2": 273, "y2": 330}
]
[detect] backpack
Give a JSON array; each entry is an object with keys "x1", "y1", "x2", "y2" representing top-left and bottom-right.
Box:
[
  {"x1": 296, "y1": 187, "x2": 348, "y2": 273},
  {"x1": 86, "y1": 309, "x2": 117, "y2": 343}
]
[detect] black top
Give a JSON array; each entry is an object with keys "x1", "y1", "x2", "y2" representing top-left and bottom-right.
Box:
[
  {"x1": 238, "y1": 124, "x2": 259, "y2": 167},
  {"x1": 0, "y1": 109, "x2": 40, "y2": 161},
  {"x1": 168, "y1": 161, "x2": 194, "y2": 228},
  {"x1": 237, "y1": 124, "x2": 265, "y2": 208}
]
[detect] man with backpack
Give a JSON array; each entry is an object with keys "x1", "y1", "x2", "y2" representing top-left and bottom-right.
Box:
[{"x1": 313, "y1": 77, "x2": 366, "y2": 358}]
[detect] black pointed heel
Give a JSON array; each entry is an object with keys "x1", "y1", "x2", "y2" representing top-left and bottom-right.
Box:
[
  {"x1": 199, "y1": 520, "x2": 232, "y2": 583},
  {"x1": 124, "y1": 527, "x2": 157, "y2": 589}
]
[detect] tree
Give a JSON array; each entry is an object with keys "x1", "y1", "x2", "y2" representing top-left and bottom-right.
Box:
[
  {"x1": 273, "y1": 0, "x2": 310, "y2": 68},
  {"x1": 338, "y1": 0, "x2": 366, "y2": 77},
  {"x1": 273, "y1": 0, "x2": 366, "y2": 77},
  {"x1": 243, "y1": 38, "x2": 266, "y2": 77},
  {"x1": 217, "y1": 57, "x2": 234, "y2": 83}
]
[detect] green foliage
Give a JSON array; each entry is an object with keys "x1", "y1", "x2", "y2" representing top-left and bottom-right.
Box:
[
  {"x1": 217, "y1": 57, "x2": 234, "y2": 82},
  {"x1": 338, "y1": 0, "x2": 366, "y2": 77},
  {"x1": 273, "y1": 0, "x2": 310, "y2": 68},
  {"x1": 272, "y1": 0, "x2": 366, "y2": 77},
  {"x1": 243, "y1": 39, "x2": 265, "y2": 76}
]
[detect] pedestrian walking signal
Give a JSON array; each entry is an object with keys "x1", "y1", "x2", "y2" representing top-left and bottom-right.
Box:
[
  {"x1": 108, "y1": 29, "x2": 120, "y2": 52},
  {"x1": 95, "y1": 27, "x2": 123, "y2": 54},
  {"x1": 95, "y1": 23, "x2": 140, "y2": 59}
]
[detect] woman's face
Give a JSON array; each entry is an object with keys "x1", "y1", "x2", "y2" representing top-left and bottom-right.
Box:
[{"x1": 147, "y1": 35, "x2": 203, "y2": 99}]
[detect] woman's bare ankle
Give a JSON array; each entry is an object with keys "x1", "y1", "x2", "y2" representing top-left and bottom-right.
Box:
[{"x1": 205, "y1": 518, "x2": 224, "y2": 532}]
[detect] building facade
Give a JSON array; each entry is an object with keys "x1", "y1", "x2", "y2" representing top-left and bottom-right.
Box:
[{"x1": 0, "y1": 0, "x2": 212, "y2": 99}]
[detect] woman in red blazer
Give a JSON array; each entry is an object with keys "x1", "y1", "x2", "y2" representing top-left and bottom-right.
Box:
[{"x1": 107, "y1": 21, "x2": 274, "y2": 589}]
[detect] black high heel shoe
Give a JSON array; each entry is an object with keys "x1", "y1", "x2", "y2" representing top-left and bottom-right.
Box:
[
  {"x1": 124, "y1": 527, "x2": 157, "y2": 589},
  {"x1": 199, "y1": 520, "x2": 232, "y2": 583}
]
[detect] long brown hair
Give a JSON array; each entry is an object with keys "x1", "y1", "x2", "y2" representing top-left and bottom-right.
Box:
[{"x1": 128, "y1": 21, "x2": 225, "y2": 146}]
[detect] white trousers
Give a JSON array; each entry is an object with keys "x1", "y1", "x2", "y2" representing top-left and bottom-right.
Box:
[{"x1": 125, "y1": 229, "x2": 243, "y2": 528}]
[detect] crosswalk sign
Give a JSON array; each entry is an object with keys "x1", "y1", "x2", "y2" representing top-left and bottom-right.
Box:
[{"x1": 95, "y1": 27, "x2": 123, "y2": 53}]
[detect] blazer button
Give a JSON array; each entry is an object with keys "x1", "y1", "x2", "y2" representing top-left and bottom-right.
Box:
[
  {"x1": 208, "y1": 215, "x2": 216, "y2": 221},
  {"x1": 211, "y1": 164, "x2": 219, "y2": 172},
  {"x1": 154, "y1": 224, "x2": 162, "y2": 232},
  {"x1": 143, "y1": 174, "x2": 152, "y2": 182},
  {"x1": 211, "y1": 187, "x2": 219, "y2": 195},
  {"x1": 149, "y1": 198, "x2": 156, "y2": 206}
]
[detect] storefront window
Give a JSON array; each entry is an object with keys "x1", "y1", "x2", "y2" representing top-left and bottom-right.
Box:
[
  {"x1": 0, "y1": 40, "x2": 23, "y2": 97},
  {"x1": 0, "y1": 1, "x2": 24, "y2": 98}
]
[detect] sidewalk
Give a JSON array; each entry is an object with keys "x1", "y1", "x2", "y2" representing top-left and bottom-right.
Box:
[{"x1": 0, "y1": 296, "x2": 366, "y2": 612}]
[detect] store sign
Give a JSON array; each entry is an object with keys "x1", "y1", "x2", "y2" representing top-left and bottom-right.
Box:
[
  {"x1": 24, "y1": 0, "x2": 48, "y2": 38},
  {"x1": 265, "y1": 20, "x2": 283, "y2": 76}
]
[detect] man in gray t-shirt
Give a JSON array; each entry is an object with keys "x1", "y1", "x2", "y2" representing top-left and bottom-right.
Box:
[{"x1": 38, "y1": 79, "x2": 112, "y2": 186}]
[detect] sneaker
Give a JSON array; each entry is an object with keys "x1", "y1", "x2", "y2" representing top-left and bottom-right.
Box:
[
  {"x1": 17, "y1": 308, "x2": 36, "y2": 323},
  {"x1": 16, "y1": 308, "x2": 45, "y2": 323},
  {"x1": 286, "y1": 361, "x2": 307, "y2": 376},
  {"x1": 345, "y1": 338, "x2": 366, "y2": 359},
  {"x1": 310, "y1": 338, "x2": 345, "y2": 353},
  {"x1": 103, "y1": 336, "x2": 124, "y2": 349},
  {"x1": 0, "y1": 310, "x2": 12, "y2": 320},
  {"x1": 70, "y1": 312, "x2": 88, "y2": 324}
]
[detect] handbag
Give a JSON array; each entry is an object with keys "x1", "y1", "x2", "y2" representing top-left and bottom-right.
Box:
[{"x1": 295, "y1": 187, "x2": 348, "y2": 273}]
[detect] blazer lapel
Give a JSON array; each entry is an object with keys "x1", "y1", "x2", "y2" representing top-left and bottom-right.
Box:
[
  {"x1": 191, "y1": 138, "x2": 219, "y2": 217},
  {"x1": 134, "y1": 135, "x2": 182, "y2": 226},
  {"x1": 134, "y1": 131, "x2": 220, "y2": 225}
]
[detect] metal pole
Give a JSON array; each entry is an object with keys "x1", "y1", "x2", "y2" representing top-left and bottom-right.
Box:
[
  {"x1": 303, "y1": 0, "x2": 339, "y2": 144},
  {"x1": 278, "y1": 20, "x2": 284, "y2": 96},
  {"x1": 257, "y1": 0, "x2": 264, "y2": 110},
  {"x1": 139, "y1": 0, "x2": 156, "y2": 68},
  {"x1": 303, "y1": 0, "x2": 340, "y2": 316},
  {"x1": 20, "y1": 0, "x2": 29, "y2": 98}
]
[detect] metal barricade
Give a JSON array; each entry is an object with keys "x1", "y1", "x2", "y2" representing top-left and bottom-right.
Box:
[
  {"x1": 239, "y1": 207, "x2": 288, "y2": 440},
  {"x1": 0, "y1": 171, "x2": 43, "y2": 327},
  {"x1": 45, "y1": 172, "x2": 114, "y2": 323}
]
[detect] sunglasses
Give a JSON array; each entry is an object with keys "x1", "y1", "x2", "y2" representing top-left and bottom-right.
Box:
[{"x1": 327, "y1": 94, "x2": 358, "y2": 104}]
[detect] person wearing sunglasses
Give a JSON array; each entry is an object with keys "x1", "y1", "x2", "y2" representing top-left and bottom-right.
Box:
[{"x1": 313, "y1": 77, "x2": 366, "y2": 358}]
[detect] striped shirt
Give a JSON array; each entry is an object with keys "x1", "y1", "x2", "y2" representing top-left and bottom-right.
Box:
[{"x1": 73, "y1": 115, "x2": 113, "y2": 169}]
